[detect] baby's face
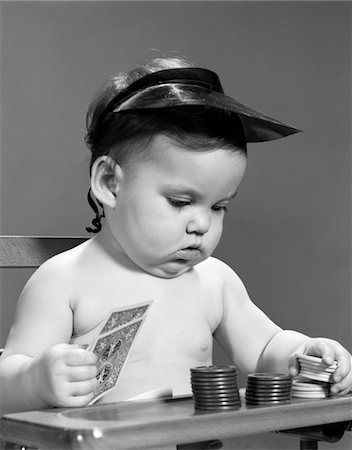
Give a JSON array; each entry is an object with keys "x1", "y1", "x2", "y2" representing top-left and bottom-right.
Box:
[{"x1": 106, "y1": 134, "x2": 247, "y2": 278}]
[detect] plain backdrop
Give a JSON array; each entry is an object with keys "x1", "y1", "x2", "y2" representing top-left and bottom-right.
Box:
[{"x1": 0, "y1": 2, "x2": 351, "y2": 448}]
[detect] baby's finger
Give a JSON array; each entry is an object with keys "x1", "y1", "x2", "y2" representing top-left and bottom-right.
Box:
[
  {"x1": 62, "y1": 390, "x2": 97, "y2": 408},
  {"x1": 331, "y1": 354, "x2": 351, "y2": 383},
  {"x1": 320, "y1": 349, "x2": 336, "y2": 367},
  {"x1": 330, "y1": 375, "x2": 352, "y2": 396},
  {"x1": 288, "y1": 350, "x2": 302, "y2": 376},
  {"x1": 67, "y1": 364, "x2": 97, "y2": 382},
  {"x1": 64, "y1": 348, "x2": 98, "y2": 366},
  {"x1": 305, "y1": 340, "x2": 335, "y2": 365},
  {"x1": 335, "y1": 385, "x2": 352, "y2": 396},
  {"x1": 69, "y1": 378, "x2": 98, "y2": 397}
]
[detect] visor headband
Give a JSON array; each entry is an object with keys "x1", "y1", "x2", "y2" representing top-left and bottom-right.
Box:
[{"x1": 104, "y1": 68, "x2": 224, "y2": 119}]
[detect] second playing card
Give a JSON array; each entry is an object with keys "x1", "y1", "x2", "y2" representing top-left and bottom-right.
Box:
[
  {"x1": 88, "y1": 318, "x2": 145, "y2": 404},
  {"x1": 98, "y1": 300, "x2": 152, "y2": 335}
]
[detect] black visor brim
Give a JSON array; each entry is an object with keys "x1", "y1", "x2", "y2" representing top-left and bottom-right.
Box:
[{"x1": 113, "y1": 83, "x2": 301, "y2": 143}]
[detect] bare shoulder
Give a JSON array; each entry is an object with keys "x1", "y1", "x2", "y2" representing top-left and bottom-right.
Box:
[
  {"x1": 4, "y1": 241, "x2": 92, "y2": 355},
  {"x1": 195, "y1": 256, "x2": 245, "y2": 286},
  {"x1": 18, "y1": 239, "x2": 94, "y2": 315},
  {"x1": 25, "y1": 240, "x2": 89, "y2": 289},
  {"x1": 195, "y1": 256, "x2": 250, "y2": 306}
]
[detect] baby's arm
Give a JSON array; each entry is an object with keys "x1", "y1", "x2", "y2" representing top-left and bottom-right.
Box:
[
  {"x1": 0, "y1": 257, "x2": 97, "y2": 414},
  {"x1": 213, "y1": 260, "x2": 352, "y2": 395},
  {"x1": 213, "y1": 260, "x2": 283, "y2": 374}
]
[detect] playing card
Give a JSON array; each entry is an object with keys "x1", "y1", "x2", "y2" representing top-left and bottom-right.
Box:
[
  {"x1": 98, "y1": 301, "x2": 152, "y2": 335},
  {"x1": 88, "y1": 318, "x2": 145, "y2": 405}
]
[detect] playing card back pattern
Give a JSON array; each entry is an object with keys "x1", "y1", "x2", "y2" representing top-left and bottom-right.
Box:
[
  {"x1": 88, "y1": 301, "x2": 152, "y2": 405},
  {"x1": 100, "y1": 304, "x2": 150, "y2": 334}
]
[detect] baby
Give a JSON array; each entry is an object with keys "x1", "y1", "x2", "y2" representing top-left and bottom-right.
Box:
[{"x1": 0, "y1": 57, "x2": 351, "y2": 415}]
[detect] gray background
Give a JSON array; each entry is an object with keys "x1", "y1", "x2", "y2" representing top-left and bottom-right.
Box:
[{"x1": 0, "y1": 2, "x2": 351, "y2": 447}]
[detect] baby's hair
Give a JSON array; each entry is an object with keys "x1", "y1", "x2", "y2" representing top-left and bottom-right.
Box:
[{"x1": 84, "y1": 57, "x2": 247, "y2": 233}]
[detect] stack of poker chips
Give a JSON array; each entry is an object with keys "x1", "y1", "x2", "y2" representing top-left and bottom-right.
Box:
[
  {"x1": 190, "y1": 365, "x2": 241, "y2": 411},
  {"x1": 245, "y1": 373, "x2": 292, "y2": 406},
  {"x1": 291, "y1": 353, "x2": 337, "y2": 399},
  {"x1": 291, "y1": 380, "x2": 330, "y2": 399}
]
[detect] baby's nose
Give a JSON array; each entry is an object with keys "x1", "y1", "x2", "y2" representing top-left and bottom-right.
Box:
[{"x1": 186, "y1": 211, "x2": 211, "y2": 235}]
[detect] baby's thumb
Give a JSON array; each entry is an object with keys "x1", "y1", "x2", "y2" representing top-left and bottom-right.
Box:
[{"x1": 288, "y1": 347, "x2": 305, "y2": 376}]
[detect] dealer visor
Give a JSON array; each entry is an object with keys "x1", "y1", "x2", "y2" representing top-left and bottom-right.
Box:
[
  {"x1": 103, "y1": 67, "x2": 301, "y2": 143},
  {"x1": 114, "y1": 83, "x2": 300, "y2": 142}
]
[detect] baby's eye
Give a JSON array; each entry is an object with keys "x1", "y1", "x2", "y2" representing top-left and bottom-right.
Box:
[
  {"x1": 212, "y1": 204, "x2": 228, "y2": 212},
  {"x1": 167, "y1": 198, "x2": 191, "y2": 208}
]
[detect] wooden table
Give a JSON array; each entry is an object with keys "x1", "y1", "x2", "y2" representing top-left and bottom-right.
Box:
[{"x1": 1, "y1": 392, "x2": 351, "y2": 449}]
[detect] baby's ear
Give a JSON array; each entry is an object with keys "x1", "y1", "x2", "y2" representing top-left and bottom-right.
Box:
[{"x1": 90, "y1": 156, "x2": 122, "y2": 208}]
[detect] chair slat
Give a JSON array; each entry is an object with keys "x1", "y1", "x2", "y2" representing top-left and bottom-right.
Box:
[{"x1": 0, "y1": 236, "x2": 88, "y2": 268}]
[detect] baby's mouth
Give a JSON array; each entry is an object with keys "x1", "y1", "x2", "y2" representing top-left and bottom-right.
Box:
[{"x1": 175, "y1": 246, "x2": 201, "y2": 260}]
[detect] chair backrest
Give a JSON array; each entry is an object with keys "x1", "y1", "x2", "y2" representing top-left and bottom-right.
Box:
[
  {"x1": 0, "y1": 236, "x2": 88, "y2": 268},
  {"x1": 0, "y1": 236, "x2": 89, "y2": 354}
]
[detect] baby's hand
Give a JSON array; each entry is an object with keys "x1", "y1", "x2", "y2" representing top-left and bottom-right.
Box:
[
  {"x1": 31, "y1": 343, "x2": 98, "y2": 407},
  {"x1": 288, "y1": 338, "x2": 352, "y2": 396}
]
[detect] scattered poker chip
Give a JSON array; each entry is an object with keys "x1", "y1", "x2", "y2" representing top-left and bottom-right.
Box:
[
  {"x1": 190, "y1": 365, "x2": 241, "y2": 411},
  {"x1": 245, "y1": 373, "x2": 292, "y2": 406}
]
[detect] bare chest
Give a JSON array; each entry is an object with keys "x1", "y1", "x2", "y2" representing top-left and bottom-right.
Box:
[{"x1": 71, "y1": 269, "x2": 223, "y2": 363}]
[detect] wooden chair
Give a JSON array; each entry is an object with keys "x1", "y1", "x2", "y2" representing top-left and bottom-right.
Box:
[{"x1": 0, "y1": 236, "x2": 88, "y2": 268}]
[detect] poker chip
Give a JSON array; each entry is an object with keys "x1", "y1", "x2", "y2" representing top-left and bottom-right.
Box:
[
  {"x1": 190, "y1": 365, "x2": 241, "y2": 411},
  {"x1": 292, "y1": 379, "x2": 330, "y2": 399},
  {"x1": 245, "y1": 373, "x2": 292, "y2": 406},
  {"x1": 299, "y1": 360, "x2": 336, "y2": 371},
  {"x1": 299, "y1": 370, "x2": 332, "y2": 383},
  {"x1": 296, "y1": 353, "x2": 337, "y2": 367},
  {"x1": 293, "y1": 353, "x2": 337, "y2": 398}
]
